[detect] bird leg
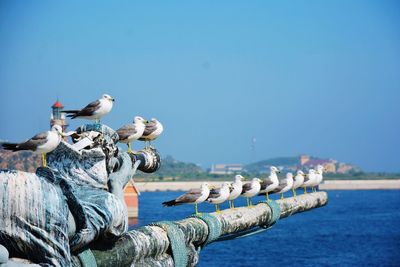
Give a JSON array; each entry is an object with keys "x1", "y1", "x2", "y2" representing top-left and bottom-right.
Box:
[
  {"x1": 127, "y1": 143, "x2": 132, "y2": 153},
  {"x1": 292, "y1": 188, "x2": 297, "y2": 197},
  {"x1": 280, "y1": 193, "x2": 284, "y2": 200},
  {"x1": 313, "y1": 187, "x2": 316, "y2": 193},
  {"x1": 265, "y1": 192, "x2": 269, "y2": 201},
  {"x1": 41, "y1": 153, "x2": 47, "y2": 167},
  {"x1": 215, "y1": 204, "x2": 220, "y2": 213},
  {"x1": 304, "y1": 186, "x2": 307, "y2": 194},
  {"x1": 246, "y1": 198, "x2": 250, "y2": 207},
  {"x1": 249, "y1": 198, "x2": 253, "y2": 207},
  {"x1": 195, "y1": 203, "x2": 201, "y2": 216}
]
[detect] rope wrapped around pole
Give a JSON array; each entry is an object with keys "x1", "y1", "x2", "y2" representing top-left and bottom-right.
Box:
[{"x1": 87, "y1": 191, "x2": 328, "y2": 267}]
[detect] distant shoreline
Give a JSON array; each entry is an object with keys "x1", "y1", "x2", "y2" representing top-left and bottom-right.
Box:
[{"x1": 135, "y1": 179, "x2": 400, "y2": 192}]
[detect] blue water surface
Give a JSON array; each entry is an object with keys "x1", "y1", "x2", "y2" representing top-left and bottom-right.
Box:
[{"x1": 132, "y1": 190, "x2": 400, "y2": 266}]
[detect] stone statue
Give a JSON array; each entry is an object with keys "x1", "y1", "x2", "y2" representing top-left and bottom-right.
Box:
[{"x1": 0, "y1": 124, "x2": 160, "y2": 266}]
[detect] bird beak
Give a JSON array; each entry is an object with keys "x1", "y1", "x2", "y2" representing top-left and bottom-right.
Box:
[{"x1": 208, "y1": 185, "x2": 215, "y2": 189}]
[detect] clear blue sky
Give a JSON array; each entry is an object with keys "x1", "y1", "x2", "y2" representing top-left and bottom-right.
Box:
[{"x1": 0, "y1": 1, "x2": 399, "y2": 172}]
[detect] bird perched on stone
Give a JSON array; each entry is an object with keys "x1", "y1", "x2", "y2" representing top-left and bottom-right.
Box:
[
  {"x1": 1, "y1": 125, "x2": 69, "y2": 167},
  {"x1": 138, "y1": 118, "x2": 163, "y2": 147},
  {"x1": 206, "y1": 182, "x2": 231, "y2": 212},
  {"x1": 228, "y1": 175, "x2": 245, "y2": 209},
  {"x1": 241, "y1": 178, "x2": 262, "y2": 207},
  {"x1": 292, "y1": 170, "x2": 305, "y2": 197},
  {"x1": 116, "y1": 116, "x2": 146, "y2": 153},
  {"x1": 162, "y1": 182, "x2": 212, "y2": 215},
  {"x1": 63, "y1": 94, "x2": 115, "y2": 123},
  {"x1": 303, "y1": 169, "x2": 317, "y2": 194},
  {"x1": 259, "y1": 166, "x2": 280, "y2": 201},
  {"x1": 313, "y1": 165, "x2": 325, "y2": 192},
  {"x1": 269, "y1": 172, "x2": 294, "y2": 199}
]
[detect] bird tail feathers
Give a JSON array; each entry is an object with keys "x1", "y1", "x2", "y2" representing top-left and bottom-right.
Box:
[
  {"x1": 162, "y1": 200, "x2": 180, "y2": 207},
  {"x1": 1, "y1": 143, "x2": 20, "y2": 151}
]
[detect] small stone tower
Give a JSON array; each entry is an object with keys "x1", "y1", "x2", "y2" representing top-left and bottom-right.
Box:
[{"x1": 50, "y1": 100, "x2": 68, "y2": 133}]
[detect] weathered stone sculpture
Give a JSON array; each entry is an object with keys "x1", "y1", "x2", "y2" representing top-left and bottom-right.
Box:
[{"x1": 0, "y1": 124, "x2": 160, "y2": 266}]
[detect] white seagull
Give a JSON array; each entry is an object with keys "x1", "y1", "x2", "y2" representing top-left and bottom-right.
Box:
[
  {"x1": 206, "y1": 182, "x2": 231, "y2": 212},
  {"x1": 63, "y1": 94, "x2": 115, "y2": 123},
  {"x1": 259, "y1": 166, "x2": 280, "y2": 201},
  {"x1": 162, "y1": 182, "x2": 212, "y2": 215},
  {"x1": 138, "y1": 118, "x2": 164, "y2": 147},
  {"x1": 228, "y1": 175, "x2": 245, "y2": 209},
  {"x1": 292, "y1": 170, "x2": 305, "y2": 196},
  {"x1": 116, "y1": 116, "x2": 146, "y2": 153},
  {"x1": 313, "y1": 165, "x2": 325, "y2": 192},
  {"x1": 270, "y1": 172, "x2": 294, "y2": 199},
  {"x1": 241, "y1": 178, "x2": 262, "y2": 207},
  {"x1": 1, "y1": 125, "x2": 68, "y2": 167},
  {"x1": 303, "y1": 169, "x2": 317, "y2": 194}
]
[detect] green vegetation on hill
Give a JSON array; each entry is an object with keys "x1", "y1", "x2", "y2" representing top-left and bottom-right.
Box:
[{"x1": 244, "y1": 157, "x2": 298, "y2": 173}]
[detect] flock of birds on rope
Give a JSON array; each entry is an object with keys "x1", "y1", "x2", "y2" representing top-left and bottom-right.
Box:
[
  {"x1": 162, "y1": 165, "x2": 325, "y2": 215},
  {"x1": 0, "y1": 94, "x2": 164, "y2": 166}
]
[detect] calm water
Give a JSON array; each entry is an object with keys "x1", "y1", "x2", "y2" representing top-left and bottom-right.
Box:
[{"x1": 132, "y1": 190, "x2": 400, "y2": 266}]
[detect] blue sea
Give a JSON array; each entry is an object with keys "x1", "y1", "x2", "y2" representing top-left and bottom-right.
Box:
[{"x1": 131, "y1": 190, "x2": 400, "y2": 266}]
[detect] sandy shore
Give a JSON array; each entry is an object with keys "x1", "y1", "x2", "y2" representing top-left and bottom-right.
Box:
[{"x1": 135, "y1": 179, "x2": 400, "y2": 192}]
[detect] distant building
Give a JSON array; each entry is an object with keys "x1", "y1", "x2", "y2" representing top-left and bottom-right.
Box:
[
  {"x1": 299, "y1": 154, "x2": 337, "y2": 173},
  {"x1": 210, "y1": 164, "x2": 243, "y2": 175},
  {"x1": 50, "y1": 100, "x2": 68, "y2": 133}
]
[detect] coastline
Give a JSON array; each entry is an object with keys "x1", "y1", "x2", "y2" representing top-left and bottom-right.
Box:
[{"x1": 135, "y1": 179, "x2": 400, "y2": 192}]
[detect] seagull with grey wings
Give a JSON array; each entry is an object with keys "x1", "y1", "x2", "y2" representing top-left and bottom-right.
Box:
[
  {"x1": 227, "y1": 175, "x2": 245, "y2": 209},
  {"x1": 116, "y1": 116, "x2": 146, "y2": 153},
  {"x1": 292, "y1": 170, "x2": 305, "y2": 196},
  {"x1": 0, "y1": 125, "x2": 71, "y2": 167},
  {"x1": 312, "y1": 165, "x2": 325, "y2": 192},
  {"x1": 139, "y1": 118, "x2": 163, "y2": 147},
  {"x1": 241, "y1": 178, "x2": 262, "y2": 207},
  {"x1": 162, "y1": 182, "x2": 212, "y2": 215},
  {"x1": 259, "y1": 166, "x2": 280, "y2": 201},
  {"x1": 303, "y1": 169, "x2": 317, "y2": 194},
  {"x1": 206, "y1": 182, "x2": 231, "y2": 212},
  {"x1": 62, "y1": 94, "x2": 115, "y2": 123},
  {"x1": 267, "y1": 172, "x2": 294, "y2": 199}
]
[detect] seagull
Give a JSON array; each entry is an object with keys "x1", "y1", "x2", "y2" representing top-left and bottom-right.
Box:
[
  {"x1": 241, "y1": 178, "x2": 262, "y2": 207},
  {"x1": 292, "y1": 170, "x2": 305, "y2": 197},
  {"x1": 206, "y1": 182, "x2": 231, "y2": 212},
  {"x1": 228, "y1": 175, "x2": 245, "y2": 209},
  {"x1": 303, "y1": 169, "x2": 317, "y2": 194},
  {"x1": 162, "y1": 182, "x2": 212, "y2": 215},
  {"x1": 1, "y1": 125, "x2": 68, "y2": 167},
  {"x1": 116, "y1": 116, "x2": 146, "y2": 153},
  {"x1": 270, "y1": 172, "x2": 294, "y2": 199},
  {"x1": 62, "y1": 94, "x2": 115, "y2": 123},
  {"x1": 259, "y1": 166, "x2": 280, "y2": 201},
  {"x1": 313, "y1": 165, "x2": 325, "y2": 192},
  {"x1": 138, "y1": 118, "x2": 163, "y2": 147}
]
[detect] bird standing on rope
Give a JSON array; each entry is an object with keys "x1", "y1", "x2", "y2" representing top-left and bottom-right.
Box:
[
  {"x1": 139, "y1": 118, "x2": 164, "y2": 148},
  {"x1": 206, "y1": 182, "x2": 231, "y2": 213},
  {"x1": 62, "y1": 94, "x2": 114, "y2": 124},
  {"x1": 259, "y1": 166, "x2": 280, "y2": 201},
  {"x1": 241, "y1": 178, "x2": 262, "y2": 207},
  {"x1": 116, "y1": 116, "x2": 146, "y2": 153},
  {"x1": 227, "y1": 175, "x2": 245, "y2": 209},
  {"x1": 268, "y1": 172, "x2": 294, "y2": 199},
  {"x1": 1, "y1": 125, "x2": 70, "y2": 167},
  {"x1": 292, "y1": 170, "x2": 305, "y2": 197},
  {"x1": 162, "y1": 182, "x2": 212, "y2": 215},
  {"x1": 303, "y1": 169, "x2": 317, "y2": 194}
]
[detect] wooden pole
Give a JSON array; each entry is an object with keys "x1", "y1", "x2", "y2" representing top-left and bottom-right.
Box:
[{"x1": 87, "y1": 192, "x2": 328, "y2": 267}]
